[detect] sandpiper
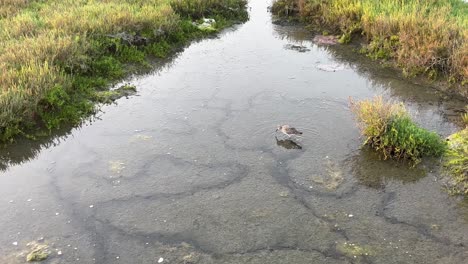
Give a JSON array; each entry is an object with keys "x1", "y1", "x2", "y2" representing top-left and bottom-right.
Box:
[{"x1": 276, "y1": 125, "x2": 303, "y2": 137}]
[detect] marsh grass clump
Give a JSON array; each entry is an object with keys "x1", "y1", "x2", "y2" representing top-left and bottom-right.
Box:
[
  {"x1": 272, "y1": 0, "x2": 468, "y2": 97},
  {"x1": 443, "y1": 112, "x2": 468, "y2": 196},
  {"x1": 350, "y1": 96, "x2": 446, "y2": 165},
  {"x1": 462, "y1": 111, "x2": 468, "y2": 126},
  {"x1": 0, "y1": 0, "x2": 248, "y2": 143}
]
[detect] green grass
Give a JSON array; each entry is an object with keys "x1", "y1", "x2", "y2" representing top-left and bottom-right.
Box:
[
  {"x1": 0, "y1": 0, "x2": 248, "y2": 143},
  {"x1": 272, "y1": 0, "x2": 468, "y2": 97},
  {"x1": 350, "y1": 96, "x2": 446, "y2": 165},
  {"x1": 444, "y1": 111, "x2": 468, "y2": 196}
]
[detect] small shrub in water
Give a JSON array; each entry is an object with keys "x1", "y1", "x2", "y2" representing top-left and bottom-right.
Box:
[
  {"x1": 350, "y1": 96, "x2": 446, "y2": 165},
  {"x1": 443, "y1": 115, "x2": 468, "y2": 196},
  {"x1": 171, "y1": 0, "x2": 248, "y2": 20}
]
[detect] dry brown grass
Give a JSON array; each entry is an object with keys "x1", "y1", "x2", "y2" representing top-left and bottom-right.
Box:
[
  {"x1": 0, "y1": 0, "x2": 30, "y2": 18},
  {"x1": 349, "y1": 96, "x2": 406, "y2": 144}
]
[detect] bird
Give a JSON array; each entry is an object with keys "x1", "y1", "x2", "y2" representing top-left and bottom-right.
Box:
[{"x1": 276, "y1": 125, "x2": 303, "y2": 137}]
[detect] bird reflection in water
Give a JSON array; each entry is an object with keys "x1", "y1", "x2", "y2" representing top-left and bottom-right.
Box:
[{"x1": 275, "y1": 136, "x2": 302, "y2": 150}]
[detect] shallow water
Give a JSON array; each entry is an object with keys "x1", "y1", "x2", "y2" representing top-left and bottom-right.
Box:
[{"x1": 1, "y1": 1, "x2": 467, "y2": 263}]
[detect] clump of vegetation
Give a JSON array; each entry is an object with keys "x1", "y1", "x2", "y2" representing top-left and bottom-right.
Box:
[
  {"x1": 462, "y1": 111, "x2": 468, "y2": 125},
  {"x1": 26, "y1": 243, "x2": 50, "y2": 262},
  {"x1": 95, "y1": 84, "x2": 137, "y2": 104},
  {"x1": 171, "y1": 0, "x2": 248, "y2": 20},
  {"x1": 350, "y1": 96, "x2": 446, "y2": 165},
  {"x1": 272, "y1": 0, "x2": 468, "y2": 97},
  {"x1": 444, "y1": 110, "x2": 468, "y2": 196},
  {"x1": 0, "y1": 0, "x2": 248, "y2": 143}
]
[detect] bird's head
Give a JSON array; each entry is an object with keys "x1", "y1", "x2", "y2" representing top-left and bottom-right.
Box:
[{"x1": 276, "y1": 125, "x2": 282, "y2": 131}]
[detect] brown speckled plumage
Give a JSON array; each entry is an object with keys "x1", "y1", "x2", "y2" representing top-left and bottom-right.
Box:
[{"x1": 276, "y1": 125, "x2": 303, "y2": 137}]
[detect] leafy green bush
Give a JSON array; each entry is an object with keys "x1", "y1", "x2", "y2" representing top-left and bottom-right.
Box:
[
  {"x1": 350, "y1": 96, "x2": 446, "y2": 165},
  {"x1": 382, "y1": 116, "x2": 446, "y2": 161}
]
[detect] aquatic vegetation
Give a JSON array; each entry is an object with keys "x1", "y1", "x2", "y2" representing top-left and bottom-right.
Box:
[
  {"x1": 109, "y1": 160, "x2": 126, "y2": 175},
  {"x1": 350, "y1": 96, "x2": 446, "y2": 165},
  {"x1": 310, "y1": 158, "x2": 344, "y2": 190},
  {"x1": 95, "y1": 84, "x2": 137, "y2": 104},
  {"x1": 0, "y1": 0, "x2": 248, "y2": 143},
  {"x1": 26, "y1": 243, "x2": 50, "y2": 262},
  {"x1": 271, "y1": 0, "x2": 468, "y2": 97},
  {"x1": 337, "y1": 241, "x2": 372, "y2": 258},
  {"x1": 444, "y1": 127, "x2": 468, "y2": 196}
]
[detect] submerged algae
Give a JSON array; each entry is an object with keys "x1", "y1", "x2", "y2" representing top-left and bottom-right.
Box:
[
  {"x1": 337, "y1": 241, "x2": 373, "y2": 258},
  {"x1": 26, "y1": 244, "x2": 50, "y2": 262}
]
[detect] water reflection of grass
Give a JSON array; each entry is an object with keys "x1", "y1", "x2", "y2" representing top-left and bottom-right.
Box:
[
  {"x1": 0, "y1": 126, "x2": 71, "y2": 172},
  {"x1": 348, "y1": 148, "x2": 427, "y2": 189}
]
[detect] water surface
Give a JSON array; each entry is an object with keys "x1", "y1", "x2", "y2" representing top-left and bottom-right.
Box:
[{"x1": 1, "y1": 1, "x2": 467, "y2": 263}]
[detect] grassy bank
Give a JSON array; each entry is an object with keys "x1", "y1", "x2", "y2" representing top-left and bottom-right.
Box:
[
  {"x1": 444, "y1": 113, "x2": 467, "y2": 196},
  {"x1": 350, "y1": 96, "x2": 446, "y2": 165},
  {"x1": 0, "y1": 0, "x2": 248, "y2": 143},
  {"x1": 272, "y1": 0, "x2": 468, "y2": 98}
]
